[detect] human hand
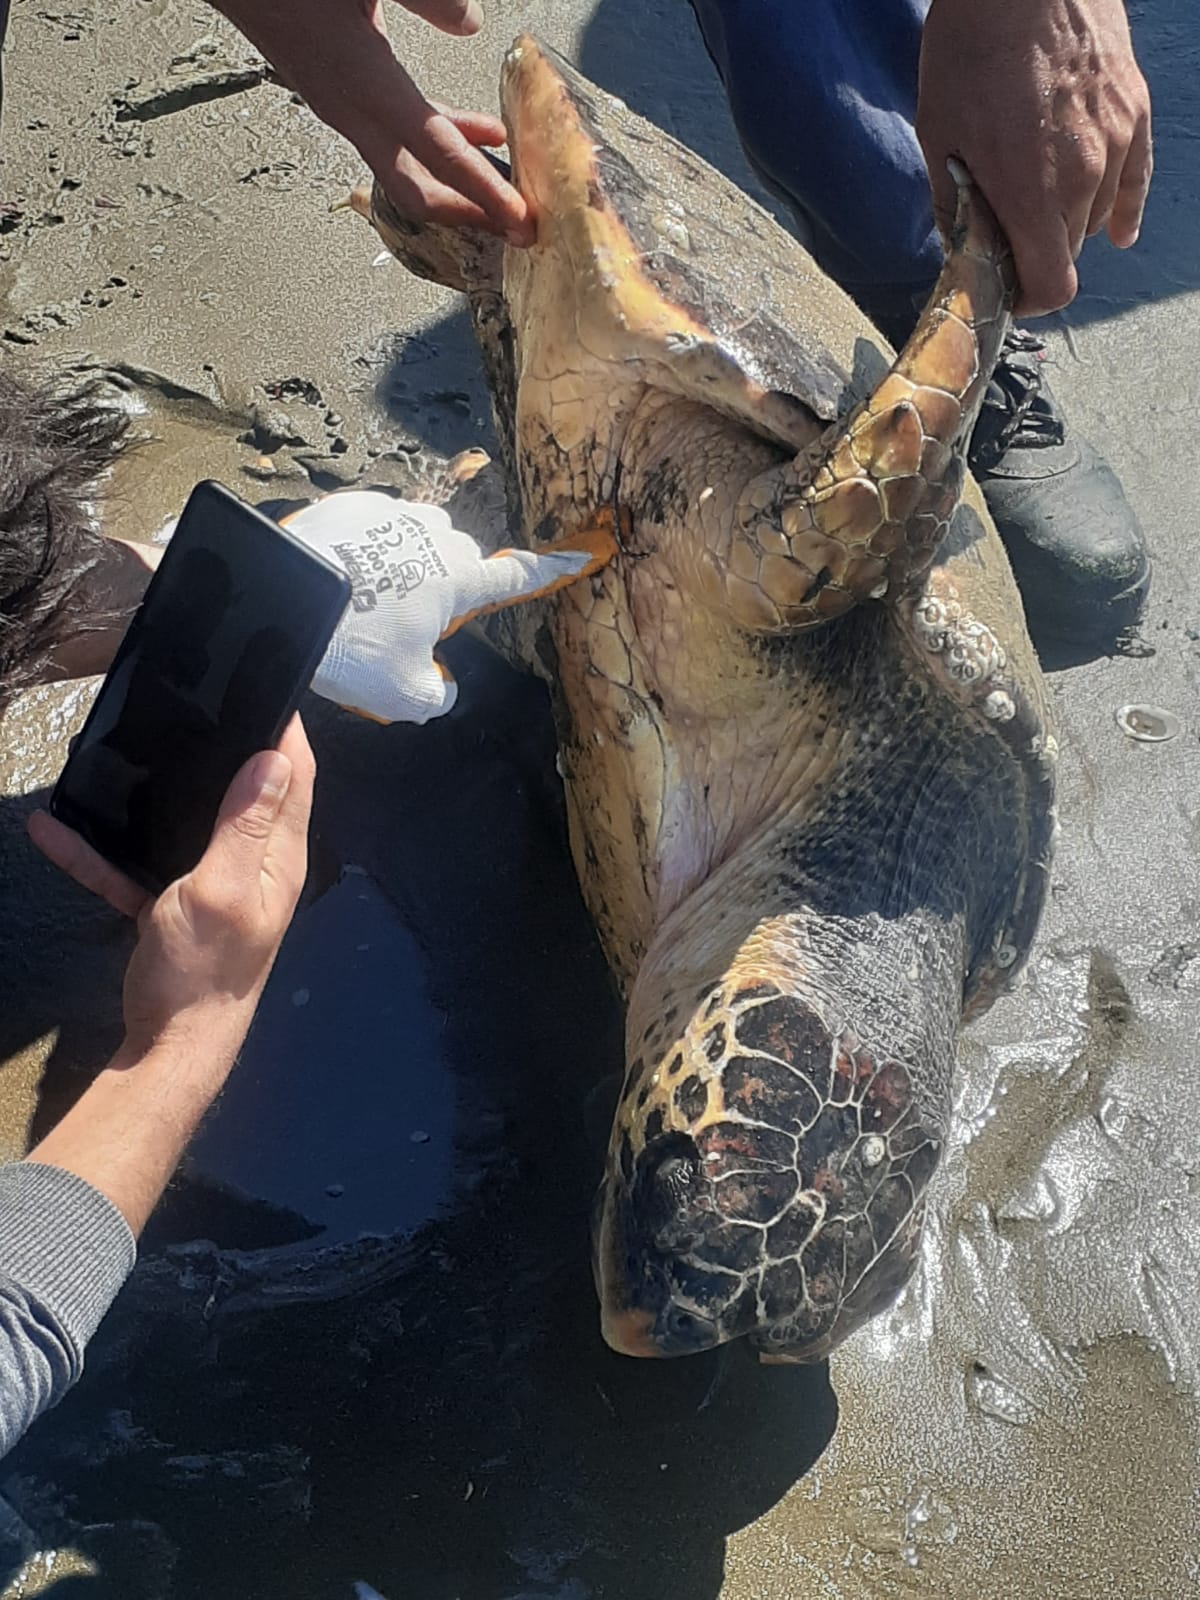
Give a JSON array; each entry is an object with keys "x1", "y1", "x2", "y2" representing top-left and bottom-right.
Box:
[
  {"x1": 211, "y1": 0, "x2": 533, "y2": 243},
  {"x1": 285, "y1": 490, "x2": 615, "y2": 724},
  {"x1": 28, "y1": 716, "x2": 314, "y2": 1056},
  {"x1": 917, "y1": 0, "x2": 1152, "y2": 316}
]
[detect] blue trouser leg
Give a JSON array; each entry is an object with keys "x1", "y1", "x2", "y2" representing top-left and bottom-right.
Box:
[{"x1": 688, "y1": 0, "x2": 941, "y2": 344}]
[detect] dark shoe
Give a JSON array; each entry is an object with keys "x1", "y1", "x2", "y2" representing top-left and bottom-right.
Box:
[{"x1": 968, "y1": 329, "x2": 1151, "y2": 655}]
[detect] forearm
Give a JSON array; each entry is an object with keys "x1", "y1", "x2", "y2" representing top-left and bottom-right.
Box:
[
  {"x1": 25, "y1": 1023, "x2": 245, "y2": 1237},
  {"x1": 43, "y1": 537, "x2": 160, "y2": 684},
  {"x1": 0, "y1": 1023, "x2": 225, "y2": 1454},
  {"x1": 0, "y1": 1162, "x2": 135, "y2": 1457}
]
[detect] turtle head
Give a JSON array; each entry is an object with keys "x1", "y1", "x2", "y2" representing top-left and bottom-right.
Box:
[
  {"x1": 593, "y1": 976, "x2": 941, "y2": 1363},
  {"x1": 500, "y1": 35, "x2": 604, "y2": 241}
]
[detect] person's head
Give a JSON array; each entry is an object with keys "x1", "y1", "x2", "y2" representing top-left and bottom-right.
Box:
[{"x1": 0, "y1": 368, "x2": 130, "y2": 708}]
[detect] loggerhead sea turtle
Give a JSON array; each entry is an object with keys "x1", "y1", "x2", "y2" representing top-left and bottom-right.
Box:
[{"x1": 350, "y1": 37, "x2": 1057, "y2": 1364}]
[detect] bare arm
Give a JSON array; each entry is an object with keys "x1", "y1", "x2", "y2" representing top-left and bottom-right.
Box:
[
  {"x1": 25, "y1": 716, "x2": 314, "y2": 1232},
  {"x1": 917, "y1": 0, "x2": 1152, "y2": 315},
  {"x1": 41, "y1": 536, "x2": 159, "y2": 683},
  {"x1": 0, "y1": 718, "x2": 312, "y2": 1455},
  {"x1": 210, "y1": 0, "x2": 533, "y2": 242}
]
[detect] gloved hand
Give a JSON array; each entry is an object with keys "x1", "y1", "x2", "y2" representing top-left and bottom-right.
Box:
[{"x1": 281, "y1": 489, "x2": 612, "y2": 724}]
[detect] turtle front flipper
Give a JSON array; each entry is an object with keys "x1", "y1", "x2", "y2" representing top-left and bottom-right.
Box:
[{"x1": 727, "y1": 164, "x2": 1017, "y2": 631}]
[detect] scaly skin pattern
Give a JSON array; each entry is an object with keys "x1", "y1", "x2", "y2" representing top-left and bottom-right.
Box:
[
  {"x1": 359, "y1": 38, "x2": 1056, "y2": 1362},
  {"x1": 731, "y1": 219, "x2": 1013, "y2": 627}
]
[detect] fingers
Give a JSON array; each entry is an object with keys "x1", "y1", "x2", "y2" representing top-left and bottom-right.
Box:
[
  {"x1": 1108, "y1": 111, "x2": 1153, "y2": 248},
  {"x1": 993, "y1": 127, "x2": 1101, "y2": 314},
  {"x1": 1007, "y1": 210, "x2": 1079, "y2": 318},
  {"x1": 383, "y1": 138, "x2": 532, "y2": 241},
  {"x1": 378, "y1": 97, "x2": 533, "y2": 242},
  {"x1": 396, "y1": 0, "x2": 483, "y2": 37},
  {"x1": 433, "y1": 547, "x2": 554, "y2": 639},
  {"x1": 914, "y1": 0, "x2": 1153, "y2": 323},
  {"x1": 27, "y1": 811, "x2": 150, "y2": 920},
  {"x1": 121, "y1": 724, "x2": 313, "y2": 1043},
  {"x1": 1085, "y1": 142, "x2": 1128, "y2": 240},
  {"x1": 430, "y1": 102, "x2": 508, "y2": 148},
  {"x1": 344, "y1": 23, "x2": 532, "y2": 242},
  {"x1": 216, "y1": 0, "x2": 531, "y2": 244},
  {"x1": 487, "y1": 548, "x2": 596, "y2": 606},
  {"x1": 417, "y1": 660, "x2": 459, "y2": 722},
  {"x1": 439, "y1": 518, "x2": 618, "y2": 641}
]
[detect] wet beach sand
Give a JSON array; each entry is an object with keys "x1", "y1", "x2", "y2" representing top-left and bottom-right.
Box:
[{"x1": 1, "y1": 0, "x2": 1198, "y2": 1595}]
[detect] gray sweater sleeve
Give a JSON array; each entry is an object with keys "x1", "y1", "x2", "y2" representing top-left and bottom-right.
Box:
[{"x1": 0, "y1": 1162, "x2": 136, "y2": 1459}]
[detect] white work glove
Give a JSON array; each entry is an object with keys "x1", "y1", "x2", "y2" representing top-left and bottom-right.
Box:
[{"x1": 280, "y1": 490, "x2": 611, "y2": 725}]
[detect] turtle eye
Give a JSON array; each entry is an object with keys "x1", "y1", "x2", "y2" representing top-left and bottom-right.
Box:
[
  {"x1": 634, "y1": 1132, "x2": 703, "y2": 1246},
  {"x1": 653, "y1": 1155, "x2": 694, "y2": 1204}
]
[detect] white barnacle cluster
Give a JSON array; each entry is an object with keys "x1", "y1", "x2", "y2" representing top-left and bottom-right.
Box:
[
  {"x1": 860, "y1": 1134, "x2": 887, "y2": 1169},
  {"x1": 912, "y1": 591, "x2": 1009, "y2": 697}
]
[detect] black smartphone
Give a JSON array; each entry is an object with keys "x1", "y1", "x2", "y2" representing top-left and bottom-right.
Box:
[{"x1": 50, "y1": 480, "x2": 351, "y2": 896}]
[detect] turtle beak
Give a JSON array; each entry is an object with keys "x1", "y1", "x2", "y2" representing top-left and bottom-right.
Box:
[
  {"x1": 594, "y1": 1176, "x2": 664, "y2": 1358},
  {"x1": 600, "y1": 1306, "x2": 661, "y2": 1358},
  {"x1": 500, "y1": 35, "x2": 577, "y2": 226}
]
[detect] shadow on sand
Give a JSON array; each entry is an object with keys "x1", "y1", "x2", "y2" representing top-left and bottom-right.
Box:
[{"x1": 2, "y1": 639, "x2": 835, "y2": 1600}]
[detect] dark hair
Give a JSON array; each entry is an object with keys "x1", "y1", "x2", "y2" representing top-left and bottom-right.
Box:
[{"x1": 0, "y1": 367, "x2": 131, "y2": 706}]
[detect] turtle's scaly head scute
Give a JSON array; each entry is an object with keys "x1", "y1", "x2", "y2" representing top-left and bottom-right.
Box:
[{"x1": 594, "y1": 944, "x2": 943, "y2": 1362}]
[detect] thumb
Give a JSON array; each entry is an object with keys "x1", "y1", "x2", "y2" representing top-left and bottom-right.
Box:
[
  {"x1": 401, "y1": 659, "x2": 459, "y2": 724},
  {"x1": 396, "y1": 0, "x2": 484, "y2": 36},
  {"x1": 188, "y1": 749, "x2": 293, "y2": 897},
  {"x1": 346, "y1": 657, "x2": 460, "y2": 724},
  {"x1": 916, "y1": 138, "x2": 959, "y2": 246},
  {"x1": 928, "y1": 167, "x2": 957, "y2": 246}
]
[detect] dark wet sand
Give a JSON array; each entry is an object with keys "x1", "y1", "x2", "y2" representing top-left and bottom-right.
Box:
[{"x1": 1, "y1": 1, "x2": 1199, "y2": 1596}]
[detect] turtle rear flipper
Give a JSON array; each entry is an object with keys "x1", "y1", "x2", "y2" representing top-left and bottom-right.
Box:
[{"x1": 725, "y1": 167, "x2": 1017, "y2": 631}]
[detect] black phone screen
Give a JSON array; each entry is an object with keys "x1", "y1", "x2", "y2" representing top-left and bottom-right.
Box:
[{"x1": 50, "y1": 481, "x2": 350, "y2": 894}]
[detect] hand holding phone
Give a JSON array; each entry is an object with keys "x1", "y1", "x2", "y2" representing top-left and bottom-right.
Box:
[
  {"x1": 33, "y1": 716, "x2": 314, "y2": 1051},
  {"x1": 25, "y1": 717, "x2": 315, "y2": 1242}
]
